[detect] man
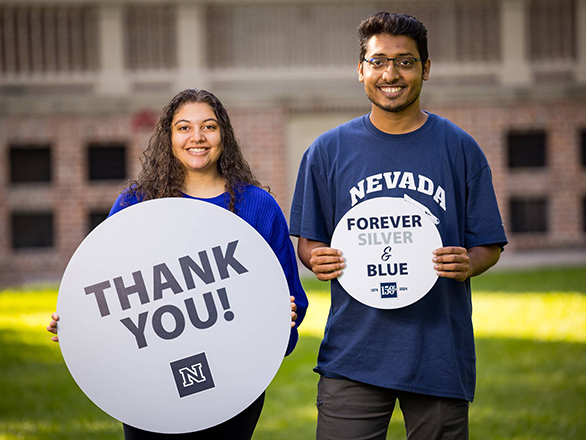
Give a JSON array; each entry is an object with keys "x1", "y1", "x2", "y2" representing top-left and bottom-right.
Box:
[{"x1": 290, "y1": 12, "x2": 507, "y2": 440}]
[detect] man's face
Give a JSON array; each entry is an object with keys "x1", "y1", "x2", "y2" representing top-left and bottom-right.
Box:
[{"x1": 358, "y1": 34, "x2": 430, "y2": 115}]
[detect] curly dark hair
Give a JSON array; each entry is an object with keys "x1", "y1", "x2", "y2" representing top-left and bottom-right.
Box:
[{"x1": 126, "y1": 89, "x2": 263, "y2": 212}]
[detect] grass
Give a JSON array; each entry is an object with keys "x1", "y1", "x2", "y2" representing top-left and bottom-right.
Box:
[{"x1": 1, "y1": 266, "x2": 585, "y2": 439}]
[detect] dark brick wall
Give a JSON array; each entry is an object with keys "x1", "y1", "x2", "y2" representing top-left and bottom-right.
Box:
[{"x1": 1, "y1": 100, "x2": 585, "y2": 286}]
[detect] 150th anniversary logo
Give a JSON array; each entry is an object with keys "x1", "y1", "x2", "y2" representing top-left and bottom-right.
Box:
[
  {"x1": 331, "y1": 195, "x2": 443, "y2": 309},
  {"x1": 57, "y1": 199, "x2": 291, "y2": 433}
]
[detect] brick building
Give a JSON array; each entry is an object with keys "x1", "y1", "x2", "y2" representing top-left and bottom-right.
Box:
[{"x1": 1, "y1": 0, "x2": 585, "y2": 286}]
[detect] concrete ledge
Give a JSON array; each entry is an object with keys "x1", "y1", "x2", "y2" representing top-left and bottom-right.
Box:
[{"x1": 495, "y1": 249, "x2": 586, "y2": 271}]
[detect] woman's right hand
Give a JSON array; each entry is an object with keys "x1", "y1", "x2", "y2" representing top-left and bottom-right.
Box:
[{"x1": 46, "y1": 312, "x2": 59, "y2": 342}]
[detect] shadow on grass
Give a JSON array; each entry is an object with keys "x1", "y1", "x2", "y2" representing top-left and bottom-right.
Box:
[
  {"x1": 0, "y1": 328, "x2": 123, "y2": 440},
  {"x1": 473, "y1": 336, "x2": 585, "y2": 439}
]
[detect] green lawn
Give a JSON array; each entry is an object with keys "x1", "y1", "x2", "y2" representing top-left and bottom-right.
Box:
[{"x1": 1, "y1": 266, "x2": 585, "y2": 439}]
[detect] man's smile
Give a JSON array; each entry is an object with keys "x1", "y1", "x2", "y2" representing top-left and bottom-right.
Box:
[{"x1": 377, "y1": 84, "x2": 406, "y2": 96}]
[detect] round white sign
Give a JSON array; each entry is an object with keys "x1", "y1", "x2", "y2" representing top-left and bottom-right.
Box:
[
  {"x1": 57, "y1": 198, "x2": 292, "y2": 433},
  {"x1": 331, "y1": 196, "x2": 442, "y2": 309}
]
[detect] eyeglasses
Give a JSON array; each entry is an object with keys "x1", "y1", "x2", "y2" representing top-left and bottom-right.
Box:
[{"x1": 363, "y1": 56, "x2": 422, "y2": 72}]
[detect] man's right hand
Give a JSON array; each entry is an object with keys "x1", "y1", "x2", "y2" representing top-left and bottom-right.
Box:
[{"x1": 298, "y1": 237, "x2": 345, "y2": 281}]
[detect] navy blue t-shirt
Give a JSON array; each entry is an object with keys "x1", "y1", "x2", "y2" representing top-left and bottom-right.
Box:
[{"x1": 290, "y1": 112, "x2": 507, "y2": 401}]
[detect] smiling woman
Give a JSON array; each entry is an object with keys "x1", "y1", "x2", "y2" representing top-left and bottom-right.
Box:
[{"x1": 44, "y1": 89, "x2": 308, "y2": 440}]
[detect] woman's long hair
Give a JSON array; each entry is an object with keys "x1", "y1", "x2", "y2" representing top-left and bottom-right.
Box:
[{"x1": 127, "y1": 89, "x2": 262, "y2": 212}]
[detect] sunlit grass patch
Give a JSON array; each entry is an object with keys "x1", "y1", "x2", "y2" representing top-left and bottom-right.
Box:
[
  {"x1": 473, "y1": 291, "x2": 586, "y2": 343},
  {"x1": 300, "y1": 288, "x2": 586, "y2": 343},
  {"x1": 1, "y1": 265, "x2": 585, "y2": 440},
  {"x1": 299, "y1": 290, "x2": 329, "y2": 338}
]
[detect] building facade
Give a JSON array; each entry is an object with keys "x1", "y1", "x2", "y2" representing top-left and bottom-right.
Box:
[{"x1": 1, "y1": 0, "x2": 585, "y2": 286}]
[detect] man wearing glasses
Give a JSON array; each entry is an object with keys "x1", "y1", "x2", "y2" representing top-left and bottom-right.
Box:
[{"x1": 290, "y1": 12, "x2": 507, "y2": 440}]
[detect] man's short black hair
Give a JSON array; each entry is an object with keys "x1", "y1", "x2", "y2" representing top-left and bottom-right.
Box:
[{"x1": 358, "y1": 12, "x2": 429, "y2": 63}]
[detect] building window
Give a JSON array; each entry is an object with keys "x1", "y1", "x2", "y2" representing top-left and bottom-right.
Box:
[
  {"x1": 508, "y1": 131, "x2": 547, "y2": 168},
  {"x1": 11, "y1": 212, "x2": 54, "y2": 249},
  {"x1": 9, "y1": 145, "x2": 52, "y2": 183},
  {"x1": 529, "y1": 0, "x2": 575, "y2": 62},
  {"x1": 0, "y1": 4, "x2": 99, "y2": 75},
  {"x1": 510, "y1": 198, "x2": 548, "y2": 233},
  {"x1": 125, "y1": 5, "x2": 177, "y2": 70},
  {"x1": 88, "y1": 144, "x2": 126, "y2": 181},
  {"x1": 89, "y1": 210, "x2": 110, "y2": 232}
]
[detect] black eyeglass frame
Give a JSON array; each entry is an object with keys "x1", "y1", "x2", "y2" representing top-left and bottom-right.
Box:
[{"x1": 363, "y1": 56, "x2": 424, "y2": 71}]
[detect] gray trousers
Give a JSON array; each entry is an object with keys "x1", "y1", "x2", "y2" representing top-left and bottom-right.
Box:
[{"x1": 316, "y1": 376, "x2": 469, "y2": 440}]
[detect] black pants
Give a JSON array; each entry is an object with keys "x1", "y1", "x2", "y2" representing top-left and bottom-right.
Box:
[
  {"x1": 123, "y1": 392, "x2": 265, "y2": 440},
  {"x1": 316, "y1": 377, "x2": 469, "y2": 440}
]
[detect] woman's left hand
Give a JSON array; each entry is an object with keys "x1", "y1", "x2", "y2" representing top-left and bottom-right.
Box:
[
  {"x1": 46, "y1": 312, "x2": 59, "y2": 342},
  {"x1": 290, "y1": 296, "x2": 298, "y2": 328}
]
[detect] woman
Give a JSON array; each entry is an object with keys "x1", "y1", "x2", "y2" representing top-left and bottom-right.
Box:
[{"x1": 47, "y1": 89, "x2": 308, "y2": 439}]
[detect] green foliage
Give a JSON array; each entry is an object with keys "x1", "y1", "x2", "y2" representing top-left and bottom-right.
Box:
[{"x1": 1, "y1": 267, "x2": 585, "y2": 439}]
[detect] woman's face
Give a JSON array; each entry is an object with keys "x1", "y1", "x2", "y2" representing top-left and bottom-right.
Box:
[{"x1": 170, "y1": 102, "x2": 223, "y2": 176}]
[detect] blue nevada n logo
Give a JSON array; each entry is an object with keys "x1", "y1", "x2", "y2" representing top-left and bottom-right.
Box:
[{"x1": 170, "y1": 352, "x2": 215, "y2": 398}]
